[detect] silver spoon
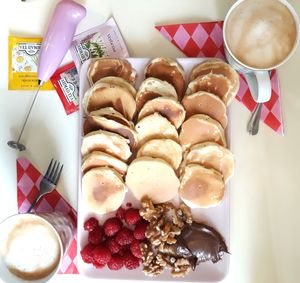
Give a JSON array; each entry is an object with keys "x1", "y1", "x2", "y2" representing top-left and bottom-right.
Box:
[{"x1": 247, "y1": 103, "x2": 262, "y2": 135}]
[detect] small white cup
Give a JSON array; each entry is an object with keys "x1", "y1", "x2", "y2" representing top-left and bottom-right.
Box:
[
  {"x1": 0, "y1": 213, "x2": 74, "y2": 283},
  {"x1": 223, "y1": 0, "x2": 299, "y2": 103}
]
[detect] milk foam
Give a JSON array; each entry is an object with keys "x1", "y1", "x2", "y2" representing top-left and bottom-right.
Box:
[
  {"x1": 4, "y1": 219, "x2": 60, "y2": 277},
  {"x1": 225, "y1": 0, "x2": 297, "y2": 69}
]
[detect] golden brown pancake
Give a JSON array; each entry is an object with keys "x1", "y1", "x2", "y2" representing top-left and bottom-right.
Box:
[
  {"x1": 83, "y1": 82, "x2": 136, "y2": 120},
  {"x1": 145, "y1": 58, "x2": 186, "y2": 100},
  {"x1": 179, "y1": 164, "x2": 225, "y2": 208},
  {"x1": 81, "y1": 151, "x2": 128, "y2": 176},
  {"x1": 182, "y1": 91, "x2": 227, "y2": 128},
  {"x1": 95, "y1": 76, "x2": 137, "y2": 98},
  {"x1": 83, "y1": 114, "x2": 138, "y2": 149},
  {"x1": 179, "y1": 114, "x2": 227, "y2": 150},
  {"x1": 82, "y1": 167, "x2": 126, "y2": 214},
  {"x1": 81, "y1": 130, "x2": 131, "y2": 162},
  {"x1": 135, "y1": 113, "x2": 178, "y2": 147},
  {"x1": 185, "y1": 73, "x2": 232, "y2": 106},
  {"x1": 138, "y1": 97, "x2": 186, "y2": 129},
  {"x1": 136, "y1": 77, "x2": 178, "y2": 112},
  {"x1": 87, "y1": 58, "x2": 136, "y2": 85},
  {"x1": 126, "y1": 157, "x2": 180, "y2": 203},
  {"x1": 137, "y1": 138, "x2": 182, "y2": 170},
  {"x1": 189, "y1": 58, "x2": 240, "y2": 104},
  {"x1": 184, "y1": 142, "x2": 234, "y2": 183}
]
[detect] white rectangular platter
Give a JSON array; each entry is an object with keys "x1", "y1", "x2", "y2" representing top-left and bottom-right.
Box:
[{"x1": 77, "y1": 58, "x2": 230, "y2": 282}]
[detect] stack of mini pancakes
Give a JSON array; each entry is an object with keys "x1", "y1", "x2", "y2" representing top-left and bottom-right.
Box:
[
  {"x1": 179, "y1": 59, "x2": 239, "y2": 208},
  {"x1": 126, "y1": 58, "x2": 186, "y2": 204},
  {"x1": 81, "y1": 58, "x2": 138, "y2": 214},
  {"x1": 80, "y1": 57, "x2": 239, "y2": 214}
]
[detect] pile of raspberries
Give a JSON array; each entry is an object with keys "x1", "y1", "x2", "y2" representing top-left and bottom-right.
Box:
[{"x1": 80, "y1": 206, "x2": 148, "y2": 270}]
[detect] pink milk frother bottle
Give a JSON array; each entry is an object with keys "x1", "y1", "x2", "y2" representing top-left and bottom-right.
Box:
[
  {"x1": 38, "y1": 0, "x2": 86, "y2": 84},
  {"x1": 8, "y1": 0, "x2": 86, "y2": 151}
]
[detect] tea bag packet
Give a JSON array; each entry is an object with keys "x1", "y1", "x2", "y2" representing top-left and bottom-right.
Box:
[
  {"x1": 8, "y1": 36, "x2": 54, "y2": 90},
  {"x1": 70, "y1": 17, "x2": 129, "y2": 71},
  {"x1": 50, "y1": 62, "x2": 79, "y2": 115}
]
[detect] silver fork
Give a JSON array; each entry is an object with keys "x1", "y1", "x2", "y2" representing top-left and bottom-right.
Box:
[{"x1": 27, "y1": 159, "x2": 63, "y2": 213}]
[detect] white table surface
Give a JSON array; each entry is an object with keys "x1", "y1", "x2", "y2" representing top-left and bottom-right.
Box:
[{"x1": 1, "y1": 1, "x2": 300, "y2": 283}]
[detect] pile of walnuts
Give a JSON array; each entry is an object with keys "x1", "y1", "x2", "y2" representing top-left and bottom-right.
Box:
[{"x1": 139, "y1": 197, "x2": 193, "y2": 277}]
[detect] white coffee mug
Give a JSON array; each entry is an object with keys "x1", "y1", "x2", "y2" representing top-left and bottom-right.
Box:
[
  {"x1": 0, "y1": 213, "x2": 74, "y2": 283},
  {"x1": 223, "y1": 0, "x2": 299, "y2": 102}
]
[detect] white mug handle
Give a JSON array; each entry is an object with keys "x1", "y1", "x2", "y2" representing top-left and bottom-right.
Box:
[{"x1": 243, "y1": 71, "x2": 271, "y2": 103}]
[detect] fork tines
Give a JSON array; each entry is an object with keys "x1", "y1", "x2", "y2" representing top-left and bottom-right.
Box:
[{"x1": 45, "y1": 159, "x2": 63, "y2": 185}]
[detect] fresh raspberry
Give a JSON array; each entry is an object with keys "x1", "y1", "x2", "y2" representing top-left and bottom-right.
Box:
[
  {"x1": 80, "y1": 243, "x2": 95, "y2": 264},
  {"x1": 92, "y1": 245, "x2": 111, "y2": 265},
  {"x1": 84, "y1": 217, "x2": 99, "y2": 232},
  {"x1": 92, "y1": 261, "x2": 105, "y2": 269},
  {"x1": 107, "y1": 254, "x2": 124, "y2": 270},
  {"x1": 124, "y1": 208, "x2": 141, "y2": 225},
  {"x1": 105, "y1": 237, "x2": 121, "y2": 254},
  {"x1": 103, "y1": 217, "x2": 122, "y2": 237},
  {"x1": 130, "y1": 240, "x2": 142, "y2": 258},
  {"x1": 88, "y1": 226, "x2": 104, "y2": 245},
  {"x1": 133, "y1": 220, "x2": 148, "y2": 240},
  {"x1": 115, "y1": 228, "x2": 134, "y2": 246},
  {"x1": 122, "y1": 251, "x2": 140, "y2": 270},
  {"x1": 115, "y1": 207, "x2": 125, "y2": 220},
  {"x1": 118, "y1": 244, "x2": 128, "y2": 256}
]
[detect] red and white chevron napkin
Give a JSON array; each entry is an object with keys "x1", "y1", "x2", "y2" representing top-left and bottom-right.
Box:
[
  {"x1": 156, "y1": 22, "x2": 284, "y2": 135},
  {"x1": 17, "y1": 158, "x2": 79, "y2": 274}
]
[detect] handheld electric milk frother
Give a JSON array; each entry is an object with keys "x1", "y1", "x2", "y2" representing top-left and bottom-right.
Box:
[{"x1": 8, "y1": 0, "x2": 86, "y2": 151}]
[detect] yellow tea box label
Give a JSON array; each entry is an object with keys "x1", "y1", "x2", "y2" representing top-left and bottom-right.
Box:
[{"x1": 8, "y1": 36, "x2": 54, "y2": 90}]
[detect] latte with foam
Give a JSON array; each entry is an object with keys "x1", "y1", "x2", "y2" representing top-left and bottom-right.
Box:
[
  {"x1": 225, "y1": 0, "x2": 297, "y2": 69},
  {"x1": 1, "y1": 215, "x2": 61, "y2": 281}
]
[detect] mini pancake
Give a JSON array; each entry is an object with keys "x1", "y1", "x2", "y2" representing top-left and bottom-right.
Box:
[
  {"x1": 89, "y1": 107, "x2": 134, "y2": 129},
  {"x1": 138, "y1": 97, "x2": 186, "y2": 129},
  {"x1": 182, "y1": 91, "x2": 227, "y2": 128},
  {"x1": 185, "y1": 74, "x2": 232, "y2": 106},
  {"x1": 179, "y1": 164, "x2": 225, "y2": 208},
  {"x1": 96, "y1": 76, "x2": 137, "y2": 98},
  {"x1": 135, "y1": 113, "x2": 178, "y2": 146},
  {"x1": 81, "y1": 130, "x2": 131, "y2": 162},
  {"x1": 145, "y1": 58, "x2": 186, "y2": 100},
  {"x1": 185, "y1": 142, "x2": 234, "y2": 183},
  {"x1": 189, "y1": 58, "x2": 240, "y2": 103},
  {"x1": 136, "y1": 78, "x2": 178, "y2": 112},
  {"x1": 81, "y1": 151, "x2": 128, "y2": 176},
  {"x1": 82, "y1": 167, "x2": 126, "y2": 214},
  {"x1": 137, "y1": 139, "x2": 183, "y2": 170},
  {"x1": 125, "y1": 157, "x2": 180, "y2": 203},
  {"x1": 83, "y1": 114, "x2": 138, "y2": 149},
  {"x1": 87, "y1": 58, "x2": 136, "y2": 85},
  {"x1": 83, "y1": 82, "x2": 136, "y2": 120},
  {"x1": 179, "y1": 114, "x2": 226, "y2": 150}
]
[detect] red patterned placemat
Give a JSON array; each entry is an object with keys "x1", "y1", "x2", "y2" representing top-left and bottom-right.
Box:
[
  {"x1": 17, "y1": 158, "x2": 79, "y2": 274},
  {"x1": 156, "y1": 22, "x2": 283, "y2": 135}
]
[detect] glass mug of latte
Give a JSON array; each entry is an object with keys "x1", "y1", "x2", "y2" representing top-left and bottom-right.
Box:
[
  {"x1": 223, "y1": 0, "x2": 299, "y2": 102},
  {"x1": 0, "y1": 212, "x2": 74, "y2": 283}
]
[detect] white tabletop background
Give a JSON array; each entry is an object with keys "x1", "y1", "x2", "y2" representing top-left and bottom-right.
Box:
[{"x1": 1, "y1": 0, "x2": 300, "y2": 283}]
